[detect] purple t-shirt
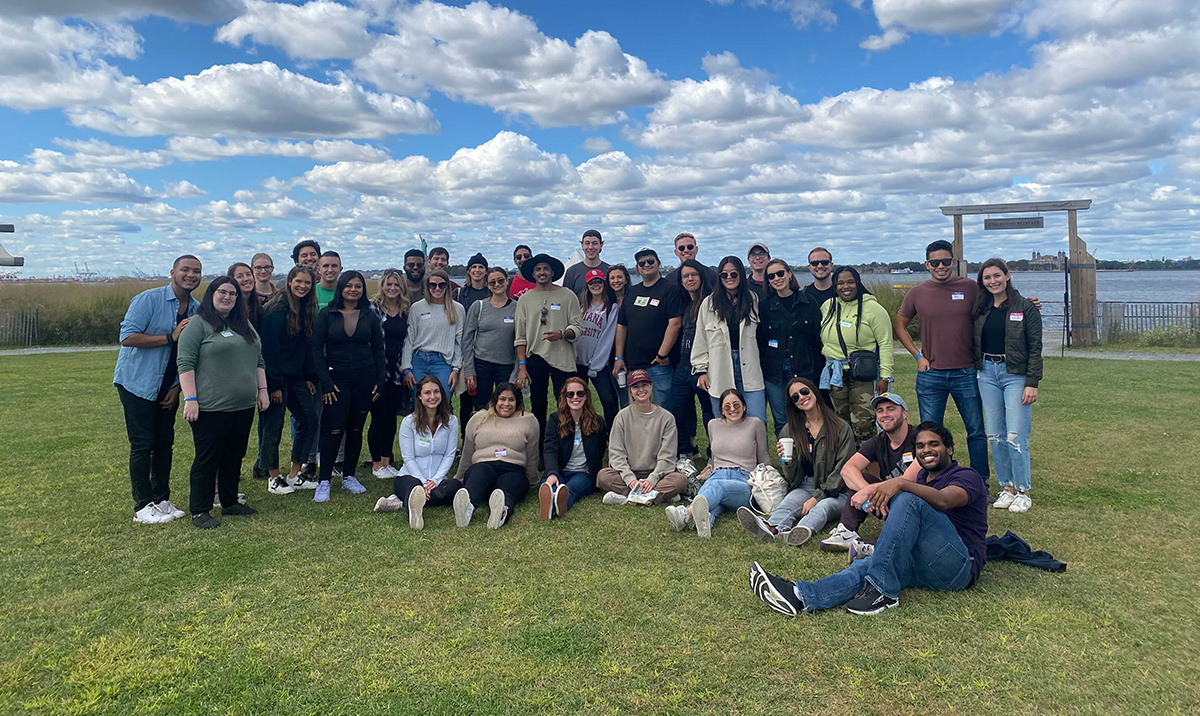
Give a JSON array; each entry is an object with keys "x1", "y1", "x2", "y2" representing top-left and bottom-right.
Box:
[
  {"x1": 916, "y1": 461, "x2": 988, "y2": 580},
  {"x1": 898, "y1": 277, "x2": 978, "y2": 369}
]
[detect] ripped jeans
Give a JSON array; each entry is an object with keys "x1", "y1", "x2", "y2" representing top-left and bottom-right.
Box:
[{"x1": 977, "y1": 361, "x2": 1032, "y2": 492}]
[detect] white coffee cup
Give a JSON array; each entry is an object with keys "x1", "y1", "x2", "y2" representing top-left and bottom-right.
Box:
[
  {"x1": 779, "y1": 437, "x2": 794, "y2": 463},
  {"x1": 616, "y1": 369, "x2": 627, "y2": 388}
]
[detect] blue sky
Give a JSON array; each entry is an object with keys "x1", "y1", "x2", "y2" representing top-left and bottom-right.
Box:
[{"x1": 1, "y1": 0, "x2": 1198, "y2": 276}]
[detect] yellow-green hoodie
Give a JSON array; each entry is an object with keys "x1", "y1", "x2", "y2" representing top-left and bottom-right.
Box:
[{"x1": 818, "y1": 293, "x2": 895, "y2": 379}]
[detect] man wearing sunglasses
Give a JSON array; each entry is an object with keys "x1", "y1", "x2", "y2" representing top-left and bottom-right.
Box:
[
  {"x1": 509, "y1": 244, "x2": 536, "y2": 300},
  {"x1": 614, "y1": 247, "x2": 682, "y2": 409},
  {"x1": 668, "y1": 232, "x2": 717, "y2": 289},
  {"x1": 403, "y1": 249, "x2": 426, "y2": 304},
  {"x1": 802, "y1": 247, "x2": 837, "y2": 306}
]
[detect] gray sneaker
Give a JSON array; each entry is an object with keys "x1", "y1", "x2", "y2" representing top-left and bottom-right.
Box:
[
  {"x1": 407, "y1": 485, "x2": 426, "y2": 530},
  {"x1": 601, "y1": 491, "x2": 628, "y2": 506},
  {"x1": 692, "y1": 495, "x2": 711, "y2": 539},
  {"x1": 737, "y1": 506, "x2": 775, "y2": 541},
  {"x1": 665, "y1": 504, "x2": 691, "y2": 532},
  {"x1": 453, "y1": 488, "x2": 474, "y2": 527},
  {"x1": 780, "y1": 525, "x2": 813, "y2": 547},
  {"x1": 373, "y1": 494, "x2": 402, "y2": 513},
  {"x1": 156, "y1": 499, "x2": 185, "y2": 520}
]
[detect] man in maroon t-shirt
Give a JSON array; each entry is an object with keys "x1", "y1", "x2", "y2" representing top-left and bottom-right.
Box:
[{"x1": 894, "y1": 240, "x2": 990, "y2": 482}]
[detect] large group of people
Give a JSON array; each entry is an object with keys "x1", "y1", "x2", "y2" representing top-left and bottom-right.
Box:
[{"x1": 113, "y1": 231, "x2": 1045, "y2": 616}]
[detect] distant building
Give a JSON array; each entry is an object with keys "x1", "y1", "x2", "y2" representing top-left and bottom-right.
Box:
[{"x1": 1029, "y1": 250, "x2": 1066, "y2": 271}]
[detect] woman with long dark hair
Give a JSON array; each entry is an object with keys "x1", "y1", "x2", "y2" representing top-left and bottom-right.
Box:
[
  {"x1": 972, "y1": 258, "x2": 1042, "y2": 513},
  {"x1": 606, "y1": 264, "x2": 630, "y2": 305},
  {"x1": 178, "y1": 276, "x2": 269, "y2": 529},
  {"x1": 462, "y1": 266, "x2": 518, "y2": 412},
  {"x1": 672, "y1": 258, "x2": 715, "y2": 460},
  {"x1": 540, "y1": 376, "x2": 607, "y2": 520},
  {"x1": 401, "y1": 268, "x2": 465, "y2": 401},
  {"x1": 818, "y1": 266, "x2": 894, "y2": 444},
  {"x1": 575, "y1": 269, "x2": 621, "y2": 428},
  {"x1": 373, "y1": 375, "x2": 460, "y2": 529},
  {"x1": 368, "y1": 268, "x2": 412, "y2": 479},
  {"x1": 758, "y1": 258, "x2": 824, "y2": 437},
  {"x1": 227, "y1": 262, "x2": 264, "y2": 329},
  {"x1": 690, "y1": 255, "x2": 767, "y2": 425},
  {"x1": 311, "y1": 270, "x2": 385, "y2": 503},
  {"x1": 258, "y1": 265, "x2": 320, "y2": 495},
  {"x1": 452, "y1": 383, "x2": 540, "y2": 529},
  {"x1": 738, "y1": 376, "x2": 855, "y2": 546}
]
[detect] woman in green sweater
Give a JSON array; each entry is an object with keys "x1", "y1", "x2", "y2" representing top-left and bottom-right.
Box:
[
  {"x1": 178, "y1": 277, "x2": 270, "y2": 529},
  {"x1": 818, "y1": 267, "x2": 894, "y2": 445}
]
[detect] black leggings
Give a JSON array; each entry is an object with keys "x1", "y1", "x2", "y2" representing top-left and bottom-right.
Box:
[
  {"x1": 367, "y1": 379, "x2": 404, "y2": 462},
  {"x1": 320, "y1": 370, "x2": 374, "y2": 482},
  {"x1": 462, "y1": 460, "x2": 529, "y2": 512},
  {"x1": 526, "y1": 354, "x2": 574, "y2": 457},
  {"x1": 472, "y1": 359, "x2": 514, "y2": 411},
  {"x1": 577, "y1": 366, "x2": 620, "y2": 435},
  {"x1": 393, "y1": 474, "x2": 462, "y2": 507}
]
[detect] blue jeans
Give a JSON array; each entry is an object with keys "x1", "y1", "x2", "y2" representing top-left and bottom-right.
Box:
[
  {"x1": 977, "y1": 362, "x2": 1032, "y2": 492},
  {"x1": 763, "y1": 357, "x2": 796, "y2": 438},
  {"x1": 543, "y1": 470, "x2": 595, "y2": 511},
  {"x1": 767, "y1": 478, "x2": 847, "y2": 533},
  {"x1": 694, "y1": 467, "x2": 752, "y2": 527},
  {"x1": 290, "y1": 391, "x2": 322, "y2": 463},
  {"x1": 915, "y1": 367, "x2": 989, "y2": 483},
  {"x1": 673, "y1": 361, "x2": 714, "y2": 457},
  {"x1": 793, "y1": 492, "x2": 974, "y2": 610},
  {"x1": 648, "y1": 364, "x2": 673, "y2": 410},
  {"x1": 708, "y1": 349, "x2": 767, "y2": 426},
  {"x1": 411, "y1": 350, "x2": 453, "y2": 400}
]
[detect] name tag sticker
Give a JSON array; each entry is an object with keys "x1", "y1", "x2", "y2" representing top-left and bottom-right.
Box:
[
  {"x1": 839, "y1": 320, "x2": 852, "y2": 328},
  {"x1": 951, "y1": 292, "x2": 964, "y2": 301},
  {"x1": 220, "y1": 330, "x2": 234, "y2": 337},
  {"x1": 767, "y1": 339, "x2": 779, "y2": 348},
  {"x1": 1010, "y1": 312, "x2": 1024, "y2": 322},
  {"x1": 503, "y1": 316, "x2": 515, "y2": 324},
  {"x1": 633, "y1": 296, "x2": 650, "y2": 307},
  {"x1": 649, "y1": 298, "x2": 660, "y2": 307},
  {"x1": 550, "y1": 303, "x2": 561, "y2": 311},
  {"x1": 494, "y1": 448, "x2": 507, "y2": 458},
  {"x1": 902, "y1": 452, "x2": 914, "y2": 464},
  {"x1": 574, "y1": 435, "x2": 582, "y2": 444},
  {"x1": 420, "y1": 312, "x2": 432, "y2": 320},
  {"x1": 418, "y1": 436, "x2": 432, "y2": 446}
]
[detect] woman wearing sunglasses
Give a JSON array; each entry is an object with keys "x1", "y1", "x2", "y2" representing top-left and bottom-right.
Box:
[
  {"x1": 575, "y1": 269, "x2": 621, "y2": 428},
  {"x1": 818, "y1": 266, "x2": 894, "y2": 444},
  {"x1": 539, "y1": 377, "x2": 607, "y2": 519},
  {"x1": 367, "y1": 268, "x2": 413, "y2": 479},
  {"x1": 401, "y1": 268, "x2": 465, "y2": 402},
  {"x1": 738, "y1": 377, "x2": 855, "y2": 546},
  {"x1": 462, "y1": 266, "x2": 518, "y2": 412},
  {"x1": 452, "y1": 382, "x2": 541, "y2": 529},
  {"x1": 666, "y1": 388, "x2": 769, "y2": 537},
  {"x1": 690, "y1": 255, "x2": 768, "y2": 426},
  {"x1": 673, "y1": 259, "x2": 715, "y2": 461},
  {"x1": 758, "y1": 258, "x2": 824, "y2": 438}
]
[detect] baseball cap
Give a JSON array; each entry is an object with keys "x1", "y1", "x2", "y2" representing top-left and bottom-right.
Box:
[
  {"x1": 633, "y1": 246, "x2": 658, "y2": 261},
  {"x1": 627, "y1": 369, "x2": 652, "y2": 387},
  {"x1": 748, "y1": 242, "x2": 770, "y2": 256},
  {"x1": 582, "y1": 229, "x2": 602, "y2": 240},
  {"x1": 871, "y1": 393, "x2": 908, "y2": 411},
  {"x1": 585, "y1": 268, "x2": 605, "y2": 283}
]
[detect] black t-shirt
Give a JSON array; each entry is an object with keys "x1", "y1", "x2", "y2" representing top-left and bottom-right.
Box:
[
  {"x1": 981, "y1": 305, "x2": 1006, "y2": 355},
  {"x1": 157, "y1": 310, "x2": 188, "y2": 401},
  {"x1": 856, "y1": 424, "x2": 917, "y2": 480},
  {"x1": 803, "y1": 282, "x2": 836, "y2": 308},
  {"x1": 618, "y1": 277, "x2": 683, "y2": 369}
]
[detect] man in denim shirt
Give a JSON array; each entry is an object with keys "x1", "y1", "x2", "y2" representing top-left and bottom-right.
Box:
[{"x1": 113, "y1": 255, "x2": 202, "y2": 524}]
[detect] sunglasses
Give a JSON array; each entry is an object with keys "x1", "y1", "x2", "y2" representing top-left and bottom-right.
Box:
[
  {"x1": 427, "y1": 281, "x2": 447, "y2": 290},
  {"x1": 766, "y1": 270, "x2": 788, "y2": 281},
  {"x1": 487, "y1": 278, "x2": 508, "y2": 286},
  {"x1": 565, "y1": 389, "x2": 587, "y2": 399},
  {"x1": 677, "y1": 243, "x2": 695, "y2": 251},
  {"x1": 723, "y1": 401, "x2": 744, "y2": 410},
  {"x1": 719, "y1": 271, "x2": 740, "y2": 280},
  {"x1": 927, "y1": 258, "x2": 954, "y2": 267},
  {"x1": 540, "y1": 305, "x2": 549, "y2": 325},
  {"x1": 790, "y1": 386, "x2": 813, "y2": 401},
  {"x1": 637, "y1": 258, "x2": 656, "y2": 267},
  {"x1": 515, "y1": 254, "x2": 532, "y2": 261},
  {"x1": 405, "y1": 263, "x2": 424, "y2": 270},
  {"x1": 809, "y1": 260, "x2": 831, "y2": 267}
]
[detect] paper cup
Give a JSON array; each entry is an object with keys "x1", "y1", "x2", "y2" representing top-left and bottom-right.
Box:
[{"x1": 779, "y1": 437, "x2": 794, "y2": 462}]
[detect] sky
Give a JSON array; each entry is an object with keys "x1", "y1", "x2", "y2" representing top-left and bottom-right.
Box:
[{"x1": 1, "y1": 0, "x2": 1198, "y2": 277}]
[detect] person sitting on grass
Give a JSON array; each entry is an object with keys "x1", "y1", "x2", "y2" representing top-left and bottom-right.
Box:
[
  {"x1": 819, "y1": 393, "x2": 919, "y2": 554},
  {"x1": 596, "y1": 369, "x2": 687, "y2": 505},
  {"x1": 750, "y1": 422, "x2": 988, "y2": 616},
  {"x1": 539, "y1": 377, "x2": 607, "y2": 520},
  {"x1": 452, "y1": 383, "x2": 540, "y2": 529},
  {"x1": 737, "y1": 377, "x2": 854, "y2": 547},
  {"x1": 666, "y1": 388, "x2": 769, "y2": 538},
  {"x1": 373, "y1": 376, "x2": 459, "y2": 530}
]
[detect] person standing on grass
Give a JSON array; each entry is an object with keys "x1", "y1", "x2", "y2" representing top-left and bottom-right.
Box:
[
  {"x1": 452, "y1": 383, "x2": 541, "y2": 529},
  {"x1": 462, "y1": 267, "x2": 518, "y2": 412},
  {"x1": 453, "y1": 253, "x2": 489, "y2": 443},
  {"x1": 562, "y1": 229, "x2": 610, "y2": 296},
  {"x1": 667, "y1": 232, "x2": 717, "y2": 289},
  {"x1": 315, "y1": 251, "x2": 342, "y2": 310},
  {"x1": 820, "y1": 266, "x2": 894, "y2": 445},
  {"x1": 427, "y1": 246, "x2": 460, "y2": 294},
  {"x1": 539, "y1": 377, "x2": 607, "y2": 520},
  {"x1": 228, "y1": 262, "x2": 263, "y2": 329},
  {"x1": 574, "y1": 268, "x2": 621, "y2": 430},
  {"x1": 401, "y1": 269, "x2": 464, "y2": 402},
  {"x1": 284, "y1": 240, "x2": 323, "y2": 481},
  {"x1": 596, "y1": 369, "x2": 687, "y2": 506},
  {"x1": 691, "y1": 256, "x2": 767, "y2": 426},
  {"x1": 613, "y1": 247, "x2": 682, "y2": 410},
  {"x1": 672, "y1": 259, "x2": 715, "y2": 462},
  {"x1": 820, "y1": 394, "x2": 919, "y2": 553},
  {"x1": 746, "y1": 242, "x2": 771, "y2": 300},
  {"x1": 750, "y1": 422, "x2": 986, "y2": 617},
  {"x1": 251, "y1": 253, "x2": 277, "y2": 305},
  {"x1": 373, "y1": 375, "x2": 460, "y2": 530},
  {"x1": 367, "y1": 269, "x2": 412, "y2": 480},
  {"x1": 972, "y1": 258, "x2": 1042, "y2": 513},
  {"x1": 509, "y1": 245, "x2": 536, "y2": 300},
  {"x1": 803, "y1": 247, "x2": 837, "y2": 306},
  {"x1": 282, "y1": 240, "x2": 321, "y2": 291},
  {"x1": 606, "y1": 264, "x2": 630, "y2": 306},
  {"x1": 403, "y1": 249, "x2": 426, "y2": 305},
  {"x1": 758, "y1": 258, "x2": 824, "y2": 438},
  {"x1": 666, "y1": 388, "x2": 770, "y2": 538},
  {"x1": 258, "y1": 266, "x2": 321, "y2": 495},
  {"x1": 515, "y1": 253, "x2": 583, "y2": 458},
  {"x1": 178, "y1": 277, "x2": 269, "y2": 530},
  {"x1": 114, "y1": 254, "x2": 202, "y2": 524},
  {"x1": 738, "y1": 377, "x2": 855, "y2": 547},
  {"x1": 311, "y1": 271, "x2": 385, "y2": 503}
]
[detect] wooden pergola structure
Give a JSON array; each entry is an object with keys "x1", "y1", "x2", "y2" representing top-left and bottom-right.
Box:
[
  {"x1": 0, "y1": 224, "x2": 22, "y2": 267},
  {"x1": 938, "y1": 200, "x2": 1097, "y2": 345}
]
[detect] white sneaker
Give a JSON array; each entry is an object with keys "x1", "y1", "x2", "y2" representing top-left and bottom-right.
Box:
[
  {"x1": 156, "y1": 499, "x2": 185, "y2": 519},
  {"x1": 848, "y1": 539, "x2": 875, "y2": 564},
  {"x1": 332, "y1": 466, "x2": 343, "y2": 479},
  {"x1": 372, "y1": 465, "x2": 398, "y2": 479},
  {"x1": 602, "y1": 491, "x2": 628, "y2": 506},
  {"x1": 1008, "y1": 493, "x2": 1032, "y2": 512},
  {"x1": 665, "y1": 504, "x2": 691, "y2": 532},
  {"x1": 407, "y1": 485, "x2": 426, "y2": 530},
  {"x1": 134, "y1": 503, "x2": 169, "y2": 524},
  {"x1": 692, "y1": 495, "x2": 711, "y2": 539},
  {"x1": 819, "y1": 523, "x2": 859, "y2": 552},
  {"x1": 292, "y1": 475, "x2": 319, "y2": 490},
  {"x1": 373, "y1": 494, "x2": 402, "y2": 513},
  {"x1": 268, "y1": 476, "x2": 296, "y2": 495},
  {"x1": 487, "y1": 489, "x2": 508, "y2": 529},
  {"x1": 453, "y1": 488, "x2": 474, "y2": 527},
  {"x1": 993, "y1": 490, "x2": 1017, "y2": 509}
]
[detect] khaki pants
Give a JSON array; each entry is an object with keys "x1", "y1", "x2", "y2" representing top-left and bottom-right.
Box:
[{"x1": 597, "y1": 468, "x2": 686, "y2": 504}]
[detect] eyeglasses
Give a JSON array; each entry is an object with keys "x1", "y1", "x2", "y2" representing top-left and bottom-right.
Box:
[
  {"x1": 927, "y1": 258, "x2": 954, "y2": 268},
  {"x1": 766, "y1": 270, "x2": 788, "y2": 281},
  {"x1": 487, "y1": 278, "x2": 508, "y2": 287},
  {"x1": 719, "y1": 271, "x2": 740, "y2": 280},
  {"x1": 809, "y1": 260, "x2": 831, "y2": 267},
  {"x1": 677, "y1": 243, "x2": 695, "y2": 251},
  {"x1": 427, "y1": 281, "x2": 447, "y2": 290},
  {"x1": 748, "y1": 251, "x2": 768, "y2": 258},
  {"x1": 637, "y1": 258, "x2": 656, "y2": 268},
  {"x1": 565, "y1": 390, "x2": 587, "y2": 399},
  {"x1": 252, "y1": 265, "x2": 273, "y2": 272},
  {"x1": 214, "y1": 289, "x2": 239, "y2": 298},
  {"x1": 405, "y1": 263, "x2": 424, "y2": 270},
  {"x1": 790, "y1": 386, "x2": 813, "y2": 401}
]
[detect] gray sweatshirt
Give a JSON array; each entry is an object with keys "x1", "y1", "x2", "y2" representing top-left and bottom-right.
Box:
[
  {"x1": 461, "y1": 298, "x2": 518, "y2": 378},
  {"x1": 575, "y1": 301, "x2": 618, "y2": 377},
  {"x1": 401, "y1": 299, "x2": 465, "y2": 372}
]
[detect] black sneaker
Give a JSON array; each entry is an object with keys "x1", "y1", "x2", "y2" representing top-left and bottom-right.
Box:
[
  {"x1": 222, "y1": 503, "x2": 258, "y2": 516},
  {"x1": 300, "y1": 463, "x2": 317, "y2": 480},
  {"x1": 192, "y1": 512, "x2": 220, "y2": 529},
  {"x1": 749, "y1": 561, "x2": 805, "y2": 617},
  {"x1": 252, "y1": 461, "x2": 269, "y2": 480},
  {"x1": 845, "y1": 583, "x2": 898, "y2": 615}
]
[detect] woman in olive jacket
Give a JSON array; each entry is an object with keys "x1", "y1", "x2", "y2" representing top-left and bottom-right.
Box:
[{"x1": 972, "y1": 258, "x2": 1043, "y2": 514}]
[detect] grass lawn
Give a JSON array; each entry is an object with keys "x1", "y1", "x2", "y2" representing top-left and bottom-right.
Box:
[{"x1": 1, "y1": 353, "x2": 1198, "y2": 715}]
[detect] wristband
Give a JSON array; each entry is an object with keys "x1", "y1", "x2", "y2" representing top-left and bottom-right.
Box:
[
  {"x1": 184, "y1": 397, "x2": 197, "y2": 402},
  {"x1": 614, "y1": 356, "x2": 624, "y2": 361},
  {"x1": 166, "y1": 334, "x2": 174, "y2": 344},
  {"x1": 258, "y1": 387, "x2": 268, "y2": 391},
  {"x1": 518, "y1": 360, "x2": 527, "y2": 365},
  {"x1": 656, "y1": 354, "x2": 667, "y2": 361},
  {"x1": 914, "y1": 352, "x2": 923, "y2": 361},
  {"x1": 403, "y1": 369, "x2": 412, "y2": 375}
]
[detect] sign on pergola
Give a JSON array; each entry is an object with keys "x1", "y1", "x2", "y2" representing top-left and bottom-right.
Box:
[
  {"x1": 0, "y1": 224, "x2": 23, "y2": 267},
  {"x1": 938, "y1": 200, "x2": 1097, "y2": 345}
]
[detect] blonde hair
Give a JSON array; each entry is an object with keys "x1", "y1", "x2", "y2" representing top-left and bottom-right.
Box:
[
  {"x1": 425, "y1": 268, "x2": 458, "y2": 325},
  {"x1": 371, "y1": 268, "x2": 412, "y2": 315}
]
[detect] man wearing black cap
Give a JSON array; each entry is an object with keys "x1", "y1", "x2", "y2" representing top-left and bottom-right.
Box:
[
  {"x1": 403, "y1": 249, "x2": 426, "y2": 304},
  {"x1": 613, "y1": 247, "x2": 682, "y2": 409},
  {"x1": 747, "y1": 242, "x2": 770, "y2": 300},
  {"x1": 515, "y1": 253, "x2": 584, "y2": 455},
  {"x1": 561, "y1": 229, "x2": 609, "y2": 296},
  {"x1": 456, "y1": 253, "x2": 489, "y2": 314}
]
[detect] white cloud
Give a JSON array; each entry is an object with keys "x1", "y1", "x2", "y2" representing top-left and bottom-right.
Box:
[
  {"x1": 871, "y1": 0, "x2": 1021, "y2": 35},
  {"x1": 216, "y1": 0, "x2": 375, "y2": 60},
  {"x1": 166, "y1": 137, "x2": 390, "y2": 163},
  {"x1": 707, "y1": 0, "x2": 837, "y2": 29},
  {"x1": 1, "y1": 0, "x2": 241, "y2": 21},
  {"x1": 0, "y1": 167, "x2": 158, "y2": 203},
  {"x1": 860, "y1": 27, "x2": 909, "y2": 51},
  {"x1": 161, "y1": 180, "x2": 208, "y2": 199},
  {"x1": 1030, "y1": 25, "x2": 1200, "y2": 92},
  {"x1": 582, "y1": 137, "x2": 613, "y2": 154},
  {"x1": 1021, "y1": 0, "x2": 1199, "y2": 38},
  {"x1": 68, "y1": 61, "x2": 439, "y2": 139},
  {"x1": 0, "y1": 17, "x2": 139, "y2": 110}
]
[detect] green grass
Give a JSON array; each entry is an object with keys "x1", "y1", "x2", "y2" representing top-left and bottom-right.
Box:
[{"x1": 2, "y1": 354, "x2": 1199, "y2": 714}]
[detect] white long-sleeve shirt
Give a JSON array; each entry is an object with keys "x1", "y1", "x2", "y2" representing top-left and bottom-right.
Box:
[{"x1": 396, "y1": 413, "x2": 459, "y2": 485}]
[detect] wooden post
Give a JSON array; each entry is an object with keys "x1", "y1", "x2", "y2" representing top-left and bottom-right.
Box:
[
  {"x1": 952, "y1": 214, "x2": 966, "y2": 277},
  {"x1": 1068, "y1": 209, "x2": 1098, "y2": 345}
]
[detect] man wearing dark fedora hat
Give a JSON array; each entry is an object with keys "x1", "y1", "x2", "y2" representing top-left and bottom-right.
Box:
[{"x1": 515, "y1": 253, "x2": 584, "y2": 457}]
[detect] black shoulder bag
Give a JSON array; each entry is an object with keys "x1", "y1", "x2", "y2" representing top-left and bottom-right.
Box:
[{"x1": 835, "y1": 303, "x2": 880, "y2": 382}]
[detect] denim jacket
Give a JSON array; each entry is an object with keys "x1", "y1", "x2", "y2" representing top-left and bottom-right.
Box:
[{"x1": 112, "y1": 284, "x2": 199, "y2": 400}]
